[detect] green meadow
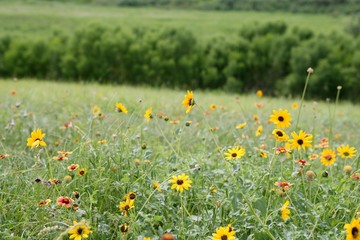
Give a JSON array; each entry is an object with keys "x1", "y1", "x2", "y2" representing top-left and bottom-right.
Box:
[
  {"x1": 0, "y1": 79, "x2": 360, "y2": 239},
  {"x1": 0, "y1": 1, "x2": 351, "y2": 40}
]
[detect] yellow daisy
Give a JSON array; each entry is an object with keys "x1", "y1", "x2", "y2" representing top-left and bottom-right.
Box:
[
  {"x1": 144, "y1": 108, "x2": 153, "y2": 122},
  {"x1": 119, "y1": 198, "x2": 134, "y2": 216},
  {"x1": 344, "y1": 218, "x2": 360, "y2": 240},
  {"x1": 182, "y1": 90, "x2": 195, "y2": 114},
  {"x1": 269, "y1": 109, "x2": 292, "y2": 129},
  {"x1": 27, "y1": 129, "x2": 47, "y2": 148},
  {"x1": 281, "y1": 200, "x2": 290, "y2": 221},
  {"x1": 272, "y1": 129, "x2": 289, "y2": 142},
  {"x1": 212, "y1": 225, "x2": 236, "y2": 240},
  {"x1": 320, "y1": 149, "x2": 336, "y2": 166},
  {"x1": 256, "y1": 125, "x2": 263, "y2": 137},
  {"x1": 169, "y1": 174, "x2": 192, "y2": 193},
  {"x1": 337, "y1": 144, "x2": 357, "y2": 159},
  {"x1": 288, "y1": 130, "x2": 312, "y2": 151},
  {"x1": 68, "y1": 220, "x2": 92, "y2": 240},
  {"x1": 115, "y1": 103, "x2": 128, "y2": 114},
  {"x1": 236, "y1": 122, "x2": 246, "y2": 129},
  {"x1": 224, "y1": 146, "x2": 246, "y2": 160}
]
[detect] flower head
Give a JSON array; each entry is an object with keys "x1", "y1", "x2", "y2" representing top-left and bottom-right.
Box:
[
  {"x1": 68, "y1": 164, "x2": 80, "y2": 172},
  {"x1": 68, "y1": 220, "x2": 92, "y2": 240},
  {"x1": 272, "y1": 129, "x2": 289, "y2": 142},
  {"x1": 281, "y1": 200, "x2": 290, "y2": 221},
  {"x1": 153, "y1": 181, "x2": 162, "y2": 192},
  {"x1": 224, "y1": 146, "x2": 246, "y2": 160},
  {"x1": 288, "y1": 130, "x2": 312, "y2": 151},
  {"x1": 269, "y1": 109, "x2": 292, "y2": 129},
  {"x1": 78, "y1": 168, "x2": 87, "y2": 176},
  {"x1": 144, "y1": 108, "x2": 153, "y2": 122},
  {"x1": 320, "y1": 149, "x2": 336, "y2": 166},
  {"x1": 212, "y1": 225, "x2": 236, "y2": 240},
  {"x1": 255, "y1": 125, "x2": 263, "y2": 137},
  {"x1": 27, "y1": 129, "x2": 46, "y2": 148},
  {"x1": 337, "y1": 144, "x2": 357, "y2": 159},
  {"x1": 256, "y1": 90, "x2": 263, "y2": 98},
  {"x1": 57, "y1": 196, "x2": 72, "y2": 208},
  {"x1": 115, "y1": 103, "x2": 128, "y2": 114},
  {"x1": 119, "y1": 198, "x2": 134, "y2": 216},
  {"x1": 182, "y1": 90, "x2": 195, "y2": 114},
  {"x1": 344, "y1": 218, "x2": 360, "y2": 240},
  {"x1": 169, "y1": 174, "x2": 192, "y2": 193},
  {"x1": 38, "y1": 199, "x2": 51, "y2": 207},
  {"x1": 236, "y1": 122, "x2": 246, "y2": 129}
]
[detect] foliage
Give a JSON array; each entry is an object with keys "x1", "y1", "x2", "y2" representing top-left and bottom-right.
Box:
[{"x1": 1, "y1": 21, "x2": 360, "y2": 101}]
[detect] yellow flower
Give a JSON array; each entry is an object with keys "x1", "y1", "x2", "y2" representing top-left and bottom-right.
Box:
[
  {"x1": 92, "y1": 105, "x2": 101, "y2": 116},
  {"x1": 152, "y1": 181, "x2": 162, "y2": 192},
  {"x1": 78, "y1": 168, "x2": 87, "y2": 176},
  {"x1": 182, "y1": 90, "x2": 195, "y2": 114},
  {"x1": 255, "y1": 125, "x2": 263, "y2": 137},
  {"x1": 144, "y1": 108, "x2": 153, "y2": 122},
  {"x1": 256, "y1": 90, "x2": 263, "y2": 98},
  {"x1": 272, "y1": 129, "x2": 289, "y2": 142},
  {"x1": 224, "y1": 146, "x2": 246, "y2": 160},
  {"x1": 115, "y1": 103, "x2": 128, "y2": 114},
  {"x1": 320, "y1": 149, "x2": 336, "y2": 166},
  {"x1": 212, "y1": 225, "x2": 236, "y2": 240},
  {"x1": 119, "y1": 198, "x2": 134, "y2": 216},
  {"x1": 169, "y1": 174, "x2": 192, "y2": 193},
  {"x1": 337, "y1": 144, "x2": 357, "y2": 159},
  {"x1": 281, "y1": 200, "x2": 290, "y2": 221},
  {"x1": 27, "y1": 129, "x2": 47, "y2": 148},
  {"x1": 344, "y1": 218, "x2": 360, "y2": 240},
  {"x1": 143, "y1": 238, "x2": 151, "y2": 240},
  {"x1": 269, "y1": 109, "x2": 292, "y2": 129},
  {"x1": 68, "y1": 220, "x2": 92, "y2": 240},
  {"x1": 210, "y1": 104, "x2": 216, "y2": 110},
  {"x1": 291, "y1": 102, "x2": 298, "y2": 110},
  {"x1": 288, "y1": 130, "x2": 312, "y2": 151},
  {"x1": 38, "y1": 199, "x2": 51, "y2": 207},
  {"x1": 259, "y1": 151, "x2": 267, "y2": 158},
  {"x1": 236, "y1": 122, "x2": 246, "y2": 129}
]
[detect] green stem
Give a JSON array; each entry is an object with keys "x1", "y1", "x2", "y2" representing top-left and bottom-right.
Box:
[{"x1": 295, "y1": 71, "x2": 312, "y2": 129}]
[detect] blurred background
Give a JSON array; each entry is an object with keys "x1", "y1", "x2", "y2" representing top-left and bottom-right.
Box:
[{"x1": 1, "y1": 0, "x2": 360, "y2": 101}]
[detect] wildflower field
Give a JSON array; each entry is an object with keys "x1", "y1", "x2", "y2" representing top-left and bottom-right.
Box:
[{"x1": 1, "y1": 76, "x2": 360, "y2": 240}]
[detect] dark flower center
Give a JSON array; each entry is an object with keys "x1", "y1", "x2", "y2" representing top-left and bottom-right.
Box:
[
  {"x1": 77, "y1": 227, "x2": 83, "y2": 235},
  {"x1": 278, "y1": 116, "x2": 284, "y2": 122},
  {"x1": 324, "y1": 155, "x2": 332, "y2": 161},
  {"x1": 79, "y1": 171, "x2": 84, "y2": 175},
  {"x1": 189, "y1": 98, "x2": 195, "y2": 106},
  {"x1": 276, "y1": 131, "x2": 283, "y2": 137},
  {"x1": 124, "y1": 205, "x2": 130, "y2": 211},
  {"x1": 221, "y1": 235, "x2": 228, "y2": 240},
  {"x1": 352, "y1": 227, "x2": 359, "y2": 237},
  {"x1": 120, "y1": 225, "x2": 128, "y2": 232},
  {"x1": 177, "y1": 180, "x2": 184, "y2": 185},
  {"x1": 62, "y1": 198, "x2": 70, "y2": 204},
  {"x1": 231, "y1": 153, "x2": 237, "y2": 157},
  {"x1": 344, "y1": 152, "x2": 350, "y2": 156},
  {"x1": 297, "y1": 139, "x2": 304, "y2": 145},
  {"x1": 129, "y1": 193, "x2": 136, "y2": 200}
]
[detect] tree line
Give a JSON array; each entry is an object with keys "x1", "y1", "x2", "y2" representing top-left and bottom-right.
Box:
[
  {"x1": 1, "y1": 22, "x2": 360, "y2": 101},
  {"x1": 43, "y1": 0, "x2": 360, "y2": 14}
]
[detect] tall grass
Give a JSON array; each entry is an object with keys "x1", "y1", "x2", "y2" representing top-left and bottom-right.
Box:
[{"x1": 0, "y1": 79, "x2": 359, "y2": 239}]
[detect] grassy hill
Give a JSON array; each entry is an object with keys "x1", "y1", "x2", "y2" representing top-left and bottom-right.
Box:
[{"x1": 0, "y1": 1, "x2": 351, "y2": 40}]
